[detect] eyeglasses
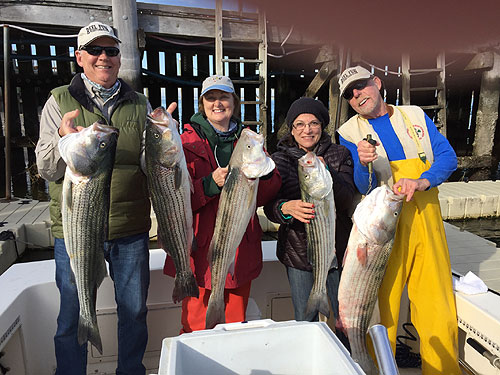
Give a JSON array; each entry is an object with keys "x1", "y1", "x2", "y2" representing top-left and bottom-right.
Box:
[
  {"x1": 342, "y1": 79, "x2": 371, "y2": 100},
  {"x1": 80, "y1": 46, "x2": 120, "y2": 57},
  {"x1": 293, "y1": 121, "x2": 322, "y2": 131}
]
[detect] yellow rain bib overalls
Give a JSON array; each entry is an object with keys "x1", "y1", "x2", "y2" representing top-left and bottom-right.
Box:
[
  {"x1": 381, "y1": 157, "x2": 461, "y2": 375},
  {"x1": 339, "y1": 105, "x2": 460, "y2": 374}
]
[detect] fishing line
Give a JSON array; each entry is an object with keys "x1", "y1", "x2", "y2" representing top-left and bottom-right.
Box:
[{"x1": 395, "y1": 322, "x2": 422, "y2": 368}]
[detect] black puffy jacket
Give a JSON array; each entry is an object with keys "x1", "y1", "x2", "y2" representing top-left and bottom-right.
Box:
[{"x1": 263, "y1": 132, "x2": 356, "y2": 271}]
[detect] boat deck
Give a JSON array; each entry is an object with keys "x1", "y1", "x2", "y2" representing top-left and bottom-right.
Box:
[{"x1": 0, "y1": 193, "x2": 498, "y2": 373}]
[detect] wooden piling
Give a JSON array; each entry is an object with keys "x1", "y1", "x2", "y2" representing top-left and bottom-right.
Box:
[
  {"x1": 473, "y1": 52, "x2": 500, "y2": 165},
  {"x1": 112, "y1": 0, "x2": 142, "y2": 91}
]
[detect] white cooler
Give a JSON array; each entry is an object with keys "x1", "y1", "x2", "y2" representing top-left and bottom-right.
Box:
[{"x1": 157, "y1": 319, "x2": 365, "y2": 375}]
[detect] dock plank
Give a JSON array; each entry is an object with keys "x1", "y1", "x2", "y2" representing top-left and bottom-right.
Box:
[
  {"x1": 1, "y1": 202, "x2": 40, "y2": 226},
  {"x1": 0, "y1": 202, "x2": 22, "y2": 224},
  {"x1": 446, "y1": 222, "x2": 500, "y2": 291},
  {"x1": 21, "y1": 201, "x2": 50, "y2": 224}
]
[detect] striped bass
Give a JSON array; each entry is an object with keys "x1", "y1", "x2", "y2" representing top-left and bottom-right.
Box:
[
  {"x1": 59, "y1": 123, "x2": 119, "y2": 354},
  {"x1": 338, "y1": 185, "x2": 403, "y2": 374},
  {"x1": 205, "y1": 128, "x2": 275, "y2": 329},
  {"x1": 298, "y1": 151, "x2": 336, "y2": 319},
  {"x1": 145, "y1": 107, "x2": 198, "y2": 303}
]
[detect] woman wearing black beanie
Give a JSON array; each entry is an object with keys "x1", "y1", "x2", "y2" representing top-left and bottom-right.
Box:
[{"x1": 264, "y1": 97, "x2": 356, "y2": 336}]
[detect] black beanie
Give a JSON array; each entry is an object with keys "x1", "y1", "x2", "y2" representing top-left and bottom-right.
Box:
[{"x1": 286, "y1": 97, "x2": 330, "y2": 130}]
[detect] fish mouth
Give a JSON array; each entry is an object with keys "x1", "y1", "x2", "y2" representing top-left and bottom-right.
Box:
[
  {"x1": 148, "y1": 107, "x2": 171, "y2": 123},
  {"x1": 92, "y1": 123, "x2": 119, "y2": 136},
  {"x1": 298, "y1": 152, "x2": 317, "y2": 167}
]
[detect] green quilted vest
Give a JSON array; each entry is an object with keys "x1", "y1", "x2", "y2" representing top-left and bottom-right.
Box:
[{"x1": 48, "y1": 81, "x2": 151, "y2": 240}]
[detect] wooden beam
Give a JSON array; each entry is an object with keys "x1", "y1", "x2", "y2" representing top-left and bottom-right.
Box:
[
  {"x1": 276, "y1": 52, "x2": 337, "y2": 139},
  {"x1": 214, "y1": 0, "x2": 223, "y2": 75},
  {"x1": 113, "y1": 0, "x2": 142, "y2": 90},
  {"x1": 473, "y1": 52, "x2": 500, "y2": 159},
  {"x1": 314, "y1": 45, "x2": 335, "y2": 64},
  {"x1": 0, "y1": 2, "x2": 319, "y2": 45},
  {"x1": 436, "y1": 52, "x2": 447, "y2": 137},
  {"x1": 401, "y1": 53, "x2": 410, "y2": 105},
  {"x1": 304, "y1": 60, "x2": 337, "y2": 97},
  {"x1": 457, "y1": 155, "x2": 492, "y2": 169},
  {"x1": 464, "y1": 51, "x2": 494, "y2": 71}
]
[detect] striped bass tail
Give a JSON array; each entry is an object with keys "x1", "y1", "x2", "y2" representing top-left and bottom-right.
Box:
[
  {"x1": 347, "y1": 328, "x2": 378, "y2": 374},
  {"x1": 305, "y1": 290, "x2": 330, "y2": 318},
  {"x1": 205, "y1": 290, "x2": 225, "y2": 329},
  {"x1": 78, "y1": 315, "x2": 102, "y2": 355},
  {"x1": 173, "y1": 272, "x2": 199, "y2": 303}
]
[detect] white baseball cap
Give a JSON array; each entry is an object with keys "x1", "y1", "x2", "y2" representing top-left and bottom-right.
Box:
[
  {"x1": 77, "y1": 22, "x2": 121, "y2": 49},
  {"x1": 338, "y1": 66, "x2": 372, "y2": 96},
  {"x1": 201, "y1": 75, "x2": 235, "y2": 96}
]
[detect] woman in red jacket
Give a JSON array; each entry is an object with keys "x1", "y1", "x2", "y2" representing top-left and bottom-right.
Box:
[{"x1": 163, "y1": 75, "x2": 281, "y2": 333}]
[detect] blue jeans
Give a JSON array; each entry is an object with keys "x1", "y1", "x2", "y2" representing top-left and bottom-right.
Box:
[
  {"x1": 54, "y1": 233, "x2": 150, "y2": 375},
  {"x1": 286, "y1": 266, "x2": 340, "y2": 322}
]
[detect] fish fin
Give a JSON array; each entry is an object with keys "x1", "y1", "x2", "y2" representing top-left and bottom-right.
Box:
[
  {"x1": 78, "y1": 315, "x2": 102, "y2": 355},
  {"x1": 172, "y1": 271, "x2": 199, "y2": 303},
  {"x1": 191, "y1": 236, "x2": 198, "y2": 252},
  {"x1": 305, "y1": 290, "x2": 330, "y2": 319},
  {"x1": 356, "y1": 352, "x2": 378, "y2": 375},
  {"x1": 330, "y1": 252, "x2": 338, "y2": 269},
  {"x1": 205, "y1": 292, "x2": 226, "y2": 329},
  {"x1": 356, "y1": 244, "x2": 368, "y2": 266},
  {"x1": 343, "y1": 224, "x2": 357, "y2": 267},
  {"x1": 342, "y1": 247, "x2": 348, "y2": 268},
  {"x1": 335, "y1": 315, "x2": 346, "y2": 334},
  {"x1": 368, "y1": 298, "x2": 381, "y2": 326},
  {"x1": 95, "y1": 255, "x2": 107, "y2": 289},
  {"x1": 174, "y1": 165, "x2": 182, "y2": 190},
  {"x1": 189, "y1": 174, "x2": 194, "y2": 194},
  {"x1": 228, "y1": 259, "x2": 235, "y2": 278},
  {"x1": 157, "y1": 234, "x2": 164, "y2": 250},
  {"x1": 346, "y1": 327, "x2": 377, "y2": 375},
  {"x1": 63, "y1": 180, "x2": 73, "y2": 210}
]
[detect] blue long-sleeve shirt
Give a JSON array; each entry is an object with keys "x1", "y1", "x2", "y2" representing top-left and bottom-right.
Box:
[{"x1": 339, "y1": 112, "x2": 457, "y2": 194}]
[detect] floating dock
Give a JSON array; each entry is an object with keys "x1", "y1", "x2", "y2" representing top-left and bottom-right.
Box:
[{"x1": 439, "y1": 180, "x2": 500, "y2": 219}]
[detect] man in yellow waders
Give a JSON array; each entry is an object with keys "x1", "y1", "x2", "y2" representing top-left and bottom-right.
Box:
[{"x1": 337, "y1": 65, "x2": 461, "y2": 374}]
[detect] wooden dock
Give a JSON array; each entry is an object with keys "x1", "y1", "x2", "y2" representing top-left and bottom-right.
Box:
[{"x1": 446, "y1": 221, "x2": 500, "y2": 291}]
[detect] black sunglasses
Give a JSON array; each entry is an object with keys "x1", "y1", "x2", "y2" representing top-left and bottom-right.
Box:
[
  {"x1": 342, "y1": 78, "x2": 371, "y2": 100},
  {"x1": 80, "y1": 46, "x2": 120, "y2": 57}
]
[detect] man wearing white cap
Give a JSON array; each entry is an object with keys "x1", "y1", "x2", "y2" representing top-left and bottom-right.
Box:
[
  {"x1": 35, "y1": 21, "x2": 165, "y2": 375},
  {"x1": 337, "y1": 66, "x2": 460, "y2": 374}
]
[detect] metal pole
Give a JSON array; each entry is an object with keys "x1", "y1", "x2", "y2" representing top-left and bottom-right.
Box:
[
  {"x1": 3, "y1": 25, "x2": 11, "y2": 200},
  {"x1": 368, "y1": 324, "x2": 400, "y2": 375}
]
